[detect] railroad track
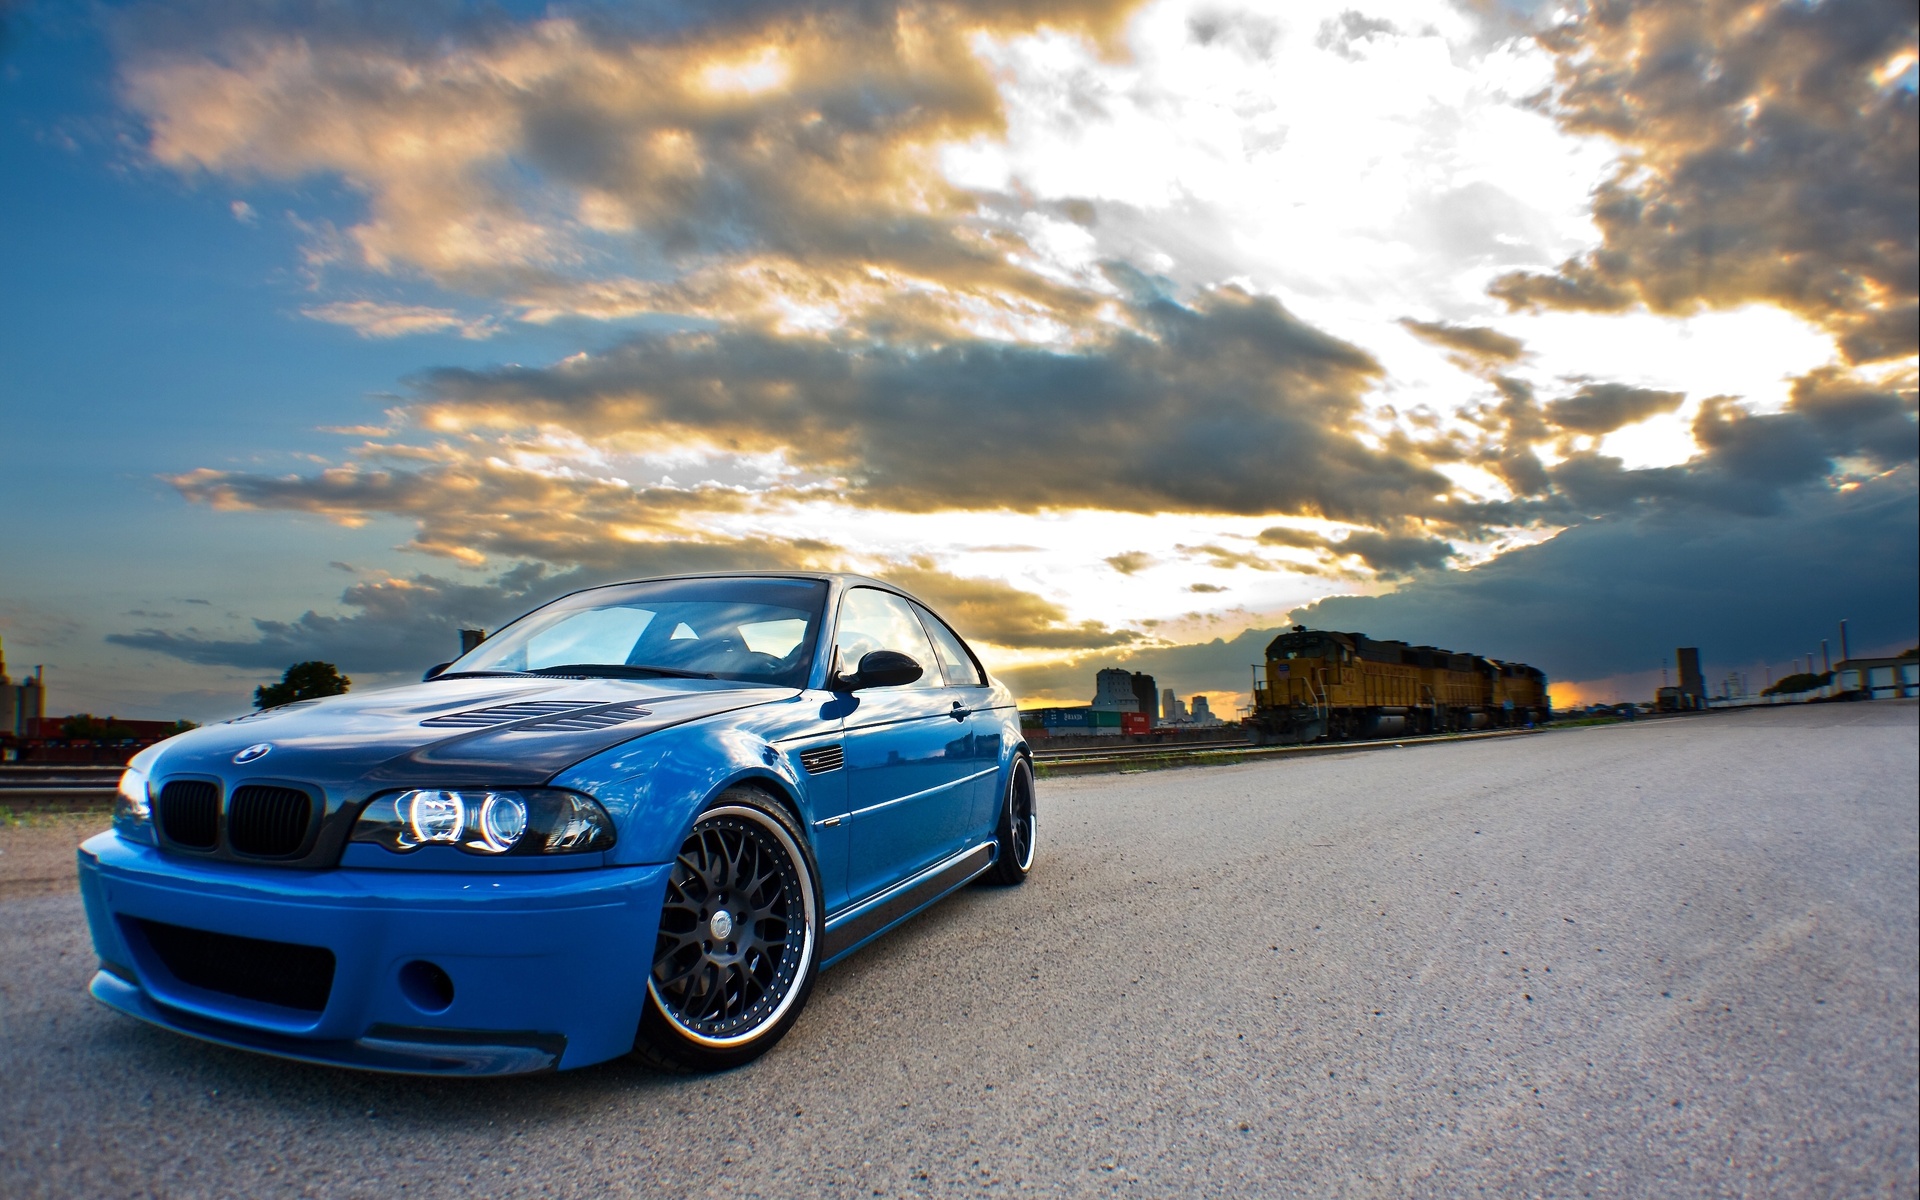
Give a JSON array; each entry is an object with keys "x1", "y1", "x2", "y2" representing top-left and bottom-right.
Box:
[
  {"x1": 1033, "y1": 739, "x2": 1251, "y2": 761},
  {"x1": 0, "y1": 765, "x2": 123, "y2": 808}
]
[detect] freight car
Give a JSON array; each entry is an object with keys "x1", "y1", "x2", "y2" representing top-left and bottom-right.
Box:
[{"x1": 1250, "y1": 626, "x2": 1549, "y2": 744}]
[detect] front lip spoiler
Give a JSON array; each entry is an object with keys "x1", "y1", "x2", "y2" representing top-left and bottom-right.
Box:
[{"x1": 89, "y1": 971, "x2": 566, "y2": 1076}]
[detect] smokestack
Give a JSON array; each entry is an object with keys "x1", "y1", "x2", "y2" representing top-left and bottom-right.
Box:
[
  {"x1": 1821, "y1": 640, "x2": 1830, "y2": 674},
  {"x1": 459, "y1": 628, "x2": 487, "y2": 654},
  {"x1": 1839, "y1": 619, "x2": 1850, "y2": 663}
]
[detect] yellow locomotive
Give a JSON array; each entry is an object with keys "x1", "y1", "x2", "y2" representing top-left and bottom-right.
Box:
[{"x1": 1251, "y1": 625, "x2": 1549, "y2": 743}]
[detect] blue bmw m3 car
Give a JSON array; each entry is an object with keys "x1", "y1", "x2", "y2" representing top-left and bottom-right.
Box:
[{"x1": 78, "y1": 573, "x2": 1037, "y2": 1075}]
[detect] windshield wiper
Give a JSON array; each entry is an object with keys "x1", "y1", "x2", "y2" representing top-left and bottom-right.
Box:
[
  {"x1": 427, "y1": 670, "x2": 538, "y2": 680},
  {"x1": 528, "y1": 663, "x2": 718, "y2": 680}
]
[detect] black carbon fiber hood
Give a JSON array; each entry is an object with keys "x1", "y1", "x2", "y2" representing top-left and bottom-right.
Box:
[{"x1": 141, "y1": 675, "x2": 795, "y2": 798}]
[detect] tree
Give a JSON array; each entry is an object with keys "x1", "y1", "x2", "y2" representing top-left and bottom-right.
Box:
[
  {"x1": 1761, "y1": 670, "x2": 1830, "y2": 697},
  {"x1": 255, "y1": 662, "x2": 351, "y2": 709},
  {"x1": 62, "y1": 714, "x2": 137, "y2": 740}
]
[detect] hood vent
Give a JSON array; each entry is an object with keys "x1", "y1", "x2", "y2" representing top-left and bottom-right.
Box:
[
  {"x1": 422, "y1": 701, "x2": 602, "y2": 729},
  {"x1": 522, "y1": 702, "x2": 654, "y2": 731},
  {"x1": 799, "y1": 744, "x2": 843, "y2": 775}
]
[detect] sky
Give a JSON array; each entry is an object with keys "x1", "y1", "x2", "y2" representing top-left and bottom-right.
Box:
[{"x1": 0, "y1": 0, "x2": 1914, "y2": 722}]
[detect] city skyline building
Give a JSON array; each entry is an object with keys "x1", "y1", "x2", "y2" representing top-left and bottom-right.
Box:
[
  {"x1": 0, "y1": 637, "x2": 48, "y2": 739},
  {"x1": 1190, "y1": 695, "x2": 1220, "y2": 727},
  {"x1": 1091, "y1": 668, "x2": 1141, "y2": 713}
]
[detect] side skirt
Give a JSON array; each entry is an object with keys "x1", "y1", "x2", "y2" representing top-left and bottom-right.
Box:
[{"x1": 820, "y1": 842, "x2": 995, "y2": 967}]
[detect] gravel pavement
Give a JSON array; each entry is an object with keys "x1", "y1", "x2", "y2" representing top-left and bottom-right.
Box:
[{"x1": 1, "y1": 702, "x2": 1914, "y2": 1198}]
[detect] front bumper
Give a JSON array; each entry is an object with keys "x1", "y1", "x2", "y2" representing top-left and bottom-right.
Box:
[{"x1": 77, "y1": 833, "x2": 671, "y2": 1075}]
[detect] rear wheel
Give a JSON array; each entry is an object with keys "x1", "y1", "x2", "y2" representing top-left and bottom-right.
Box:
[
  {"x1": 633, "y1": 788, "x2": 821, "y2": 1072},
  {"x1": 983, "y1": 757, "x2": 1036, "y2": 886}
]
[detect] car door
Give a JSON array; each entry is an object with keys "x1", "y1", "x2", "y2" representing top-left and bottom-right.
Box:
[
  {"x1": 911, "y1": 600, "x2": 1002, "y2": 834},
  {"x1": 836, "y1": 587, "x2": 978, "y2": 903}
]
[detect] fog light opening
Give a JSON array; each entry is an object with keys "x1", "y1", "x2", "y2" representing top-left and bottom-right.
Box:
[{"x1": 398, "y1": 960, "x2": 455, "y2": 1013}]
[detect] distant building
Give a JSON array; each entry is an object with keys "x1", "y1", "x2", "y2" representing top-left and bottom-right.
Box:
[
  {"x1": 1162, "y1": 688, "x2": 1188, "y2": 722},
  {"x1": 1676, "y1": 647, "x2": 1705, "y2": 704},
  {"x1": 1833, "y1": 656, "x2": 1918, "y2": 701},
  {"x1": 1189, "y1": 695, "x2": 1221, "y2": 726},
  {"x1": 1092, "y1": 668, "x2": 1141, "y2": 712},
  {"x1": 1129, "y1": 672, "x2": 1158, "y2": 723},
  {"x1": 0, "y1": 637, "x2": 46, "y2": 739}
]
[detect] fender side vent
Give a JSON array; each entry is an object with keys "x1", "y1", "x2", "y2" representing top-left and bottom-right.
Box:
[
  {"x1": 422, "y1": 701, "x2": 601, "y2": 729},
  {"x1": 799, "y1": 745, "x2": 843, "y2": 775},
  {"x1": 522, "y1": 702, "x2": 654, "y2": 731}
]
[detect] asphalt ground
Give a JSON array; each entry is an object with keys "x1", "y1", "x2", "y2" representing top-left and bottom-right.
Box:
[{"x1": 1, "y1": 702, "x2": 1914, "y2": 1199}]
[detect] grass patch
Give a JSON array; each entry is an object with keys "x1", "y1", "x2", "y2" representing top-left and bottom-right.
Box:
[{"x1": 1, "y1": 804, "x2": 113, "y2": 828}]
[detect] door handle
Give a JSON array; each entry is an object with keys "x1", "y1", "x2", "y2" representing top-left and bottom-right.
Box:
[{"x1": 949, "y1": 701, "x2": 971, "y2": 721}]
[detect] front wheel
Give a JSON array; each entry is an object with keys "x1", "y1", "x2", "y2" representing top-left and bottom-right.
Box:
[
  {"x1": 983, "y1": 756, "x2": 1036, "y2": 886},
  {"x1": 633, "y1": 787, "x2": 822, "y2": 1072}
]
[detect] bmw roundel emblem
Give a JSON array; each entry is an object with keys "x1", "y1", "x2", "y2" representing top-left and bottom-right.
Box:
[{"x1": 232, "y1": 743, "x2": 273, "y2": 764}]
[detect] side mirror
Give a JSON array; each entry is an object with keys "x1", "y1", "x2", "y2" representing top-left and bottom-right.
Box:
[
  {"x1": 423, "y1": 662, "x2": 453, "y2": 681},
  {"x1": 839, "y1": 650, "x2": 923, "y2": 691}
]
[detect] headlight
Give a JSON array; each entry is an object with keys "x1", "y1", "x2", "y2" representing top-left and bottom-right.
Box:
[
  {"x1": 113, "y1": 767, "x2": 154, "y2": 844},
  {"x1": 350, "y1": 788, "x2": 615, "y2": 856}
]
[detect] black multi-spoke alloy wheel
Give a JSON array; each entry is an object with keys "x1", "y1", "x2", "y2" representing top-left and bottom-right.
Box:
[
  {"x1": 984, "y1": 756, "x2": 1036, "y2": 886},
  {"x1": 634, "y1": 787, "x2": 822, "y2": 1072}
]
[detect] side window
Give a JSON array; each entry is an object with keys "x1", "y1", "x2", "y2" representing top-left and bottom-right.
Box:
[
  {"x1": 913, "y1": 603, "x2": 985, "y2": 687},
  {"x1": 833, "y1": 588, "x2": 940, "y2": 689}
]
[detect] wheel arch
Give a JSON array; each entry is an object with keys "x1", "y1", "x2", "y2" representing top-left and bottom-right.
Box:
[{"x1": 713, "y1": 768, "x2": 808, "y2": 835}]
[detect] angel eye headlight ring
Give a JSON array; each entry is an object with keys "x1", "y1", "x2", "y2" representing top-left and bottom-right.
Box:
[{"x1": 353, "y1": 788, "x2": 614, "y2": 856}]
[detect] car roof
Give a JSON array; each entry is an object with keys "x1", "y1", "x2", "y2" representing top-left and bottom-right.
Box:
[{"x1": 560, "y1": 571, "x2": 937, "y2": 612}]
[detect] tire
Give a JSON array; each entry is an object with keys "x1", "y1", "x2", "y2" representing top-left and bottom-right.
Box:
[
  {"x1": 633, "y1": 787, "x2": 822, "y2": 1072},
  {"x1": 983, "y1": 756, "x2": 1037, "y2": 886}
]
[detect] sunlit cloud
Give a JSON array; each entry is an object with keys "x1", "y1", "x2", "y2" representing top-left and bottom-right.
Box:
[
  {"x1": 301, "y1": 300, "x2": 500, "y2": 340},
  {"x1": 87, "y1": 0, "x2": 1916, "y2": 698}
]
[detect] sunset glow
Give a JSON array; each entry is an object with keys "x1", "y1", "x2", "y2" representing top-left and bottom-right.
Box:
[{"x1": 1, "y1": 0, "x2": 1913, "y2": 721}]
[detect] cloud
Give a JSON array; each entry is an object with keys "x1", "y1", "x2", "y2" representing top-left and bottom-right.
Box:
[
  {"x1": 1252, "y1": 524, "x2": 1454, "y2": 576},
  {"x1": 1255, "y1": 525, "x2": 1326, "y2": 550},
  {"x1": 1400, "y1": 318, "x2": 1525, "y2": 365},
  {"x1": 1491, "y1": 0, "x2": 1919, "y2": 363},
  {"x1": 118, "y1": 1, "x2": 1140, "y2": 329},
  {"x1": 412, "y1": 281, "x2": 1430, "y2": 517},
  {"x1": 874, "y1": 560, "x2": 1138, "y2": 650},
  {"x1": 106, "y1": 551, "x2": 1135, "y2": 674},
  {"x1": 1105, "y1": 551, "x2": 1155, "y2": 574},
  {"x1": 167, "y1": 455, "x2": 816, "y2": 569},
  {"x1": 1004, "y1": 467, "x2": 1918, "y2": 701},
  {"x1": 108, "y1": 564, "x2": 576, "y2": 675},
  {"x1": 1179, "y1": 543, "x2": 1281, "y2": 571},
  {"x1": 1291, "y1": 468, "x2": 1920, "y2": 683},
  {"x1": 1186, "y1": 582, "x2": 1228, "y2": 593},
  {"x1": 1316, "y1": 11, "x2": 1400, "y2": 62},
  {"x1": 182, "y1": 281, "x2": 1454, "y2": 534},
  {"x1": 1329, "y1": 530, "x2": 1456, "y2": 575},
  {"x1": 301, "y1": 300, "x2": 499, "y2": 340},
  {"x1": 1545, "y1": 369, "x2": 1917, "y2": 519},
  {"x1": 98, "y1": 0, "x2": 1917, "y2": 704},
  {"x1": 1542, "y1": 382, "x2": 1685, "y2": 435}
]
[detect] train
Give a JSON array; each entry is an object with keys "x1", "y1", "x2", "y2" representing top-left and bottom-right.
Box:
[{"x1": 1250, "y1": 625, "x2": 1549, "y2": 744}]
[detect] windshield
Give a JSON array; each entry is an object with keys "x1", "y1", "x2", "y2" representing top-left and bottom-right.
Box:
[{"x1": 446, "y1": 577, "x2": 828, "y2": 688}]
